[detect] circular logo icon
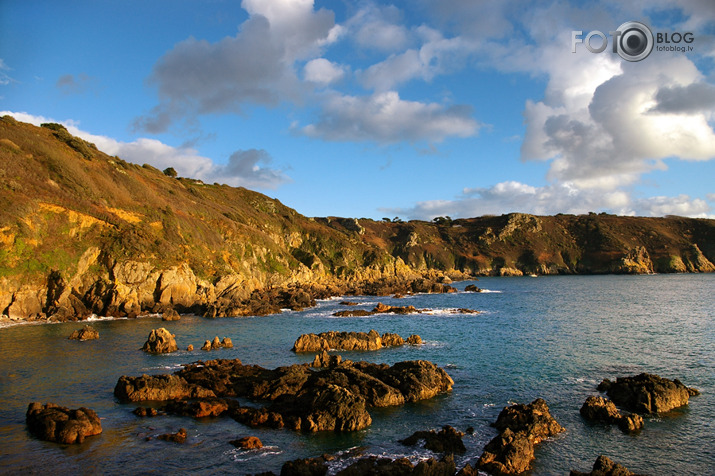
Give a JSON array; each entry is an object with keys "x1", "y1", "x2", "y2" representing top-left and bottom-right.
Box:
[{"x1": 615, "y1": 21, "x2": 653, "y2": 62}]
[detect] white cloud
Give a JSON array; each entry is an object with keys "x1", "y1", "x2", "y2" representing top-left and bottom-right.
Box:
[
  {"x1": 345, "y1": 3, "x2": 411, "y2": 52},
  {"x1": 135, "y1": 0, "x2": 337, "y2": 133},
  {"x1": 2, "y1": 111, "x2": 290, "y2": 190},
  {"x1": 303, "y1": 58, "x2": 346, "y2": 85},
  {"x1": 387, "y1": 180, "x2": 714, "y2": 220},
  {"x1": 297, "y1": 91, "x2": 480, "y2": 143}
]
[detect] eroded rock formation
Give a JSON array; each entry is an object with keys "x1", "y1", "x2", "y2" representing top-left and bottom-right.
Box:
[
  {"x1": 597, "y1": 373, "x2": 699, "y2": 414},
  {"x1": 26, "y1": 402, "x2": 102, "y2": 444}
]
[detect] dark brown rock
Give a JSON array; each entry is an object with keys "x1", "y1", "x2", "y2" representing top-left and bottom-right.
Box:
[
  {"x1": 570, "y1": 454, "x2": 646, "y2": 476},
  {"x1": 114, "y1": 374, "x2": 216, "y2": 402},
  {"x1": 477, "y1": 398, "x2": 564, "y2": 475},
  {"x1": 142, "y1": 328, "x2": 178, "y2": 354},
  {"x1": 598, "y1": 373, "x2": 698, "y2": 413},
  {"x1": 26, "y1": 402, "x2": 102, "y2": 444},
  {"x1": 133, "y1": 406, "x2": 159, "y2": 417},
  {"x1": 464, "y1": 284, "x2": 482, "y2": 292},
  {"x1": 163, "y1": 399, "x2": 231, "y2": 418},
  {"x1": 201, "y1": 336, "x2": 234, "y2": 350},
  {"x1": 311, "y1": 350, "x2": 342, "y2": 368},
  {"x1": 580, "y1": 396, "x2": 643, "y2": 433},
  {"x1": 406, "y1": 334, "x2": 423, "y2": 345},
  {"x1": 281, "y1": 455, "x2": 329, "y2": 476},
  {"x1": 230, "y1": 436, "x2": 263, "y2": 449},
  {"x1": 157, "y1": 427, "x2": 187, "y2": 443},
  {"x1": 68, "y1": 325, "x2": 99, "y2": 341},
  {"x1": 161, "y1": 309, "x2": 180, "y2": 321},
  {"x1": 400, "y1": 425, "x2": 466, "y2": 454}
]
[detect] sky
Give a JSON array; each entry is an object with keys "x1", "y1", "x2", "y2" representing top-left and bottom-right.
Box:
[{"x1": 1, "y1": 0, "x2": 715, "y2": 220}]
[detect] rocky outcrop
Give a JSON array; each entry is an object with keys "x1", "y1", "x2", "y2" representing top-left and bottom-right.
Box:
[
  {"x1": 311, "y1": 350, "x2": 342, "y2": 368},
  {"x1": 570, "y1": 455, "x2": 646, "y2": 476},
  {"x1": 161, "y1": 309, "x2": 180, "y2": 321},
  {"x1": 337, "y1": 454, "x2": 456, "y2": 476},
  {"x1": 292, "y1": 330, "x2": 422, "y2": 352},
  {"x1": 464, "y1": 284, "x2": 482, "y2": 292},
  {"x1": 201, "y1": 336, "x2": 233, "y2": 351},
  {"x1": 477, "y1": 398, "x2": 564, "y2": 475},
  {"x1": 597, "y1": 373, "x2": 699, "y2": 414},
  {"x1": 333, "y1": 302, "x2": 423, "y2": 317},
  {"x1": 163, "y1": 399, "x2": 232, "y2": 418},
  {"x1": 114, "y1": 358, "x2": 453, "y2": 432},
  {"x1": 580, "y1": 396, "x2": 643, "y2": 433},
  {"x1": 26, "y1": 402, "x2": 102, "y2": 444},
  {"x1": 400, "y1": 425, "x2": 466, "y2": 454},
  {"x1": 141, "y1": 328, "x2": 178, "y2": 354},
  {"x1": 230, "y1": 436, "x2": 263, "y2": 449},
  {"x1": 68, "y1": 324, "x2": 99, "y2": 340}
]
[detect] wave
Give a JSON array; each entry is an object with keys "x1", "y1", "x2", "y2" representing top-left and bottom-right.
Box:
[{"x1": 226, "y1": 446, "x2": 283, "y2": 462}]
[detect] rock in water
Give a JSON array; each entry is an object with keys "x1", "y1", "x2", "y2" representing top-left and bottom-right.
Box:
[
  {"x1": 161, "y1": 309, "x2": 180, "y2": 321},
  {"x1": 26, "y1": 402, "x2": 102, "y2": 444},
  {"x1": 230, "y1": 436, "x2": 263, "y2": 449},
  {"x1": 292, "y1": 330, "x2": 422, "y2": 352},
  {"x1": 68, "y1": 325, "x2": 99, "y2": 341},
  {"x1": 597, "y1": 373, "x2": 699, "y2": 413},
  {"x1": 400, "y1": 425, "x2": 466, "y2": 454},
  {"x1": 157, "y1": 428, "x2": 187, "y2": 443},
  {"x1": 580, "y1": 396, "x2": 643, "y2": 433},
  {"x1": 477, "y1": 398, "x2": 564, "y2": 475},
  {"x1": 142, "y1": 328, "x2": 178, "y2": 354},
  {"x1": 570, "y1": 454, "x2": 646, "y2": 476}
]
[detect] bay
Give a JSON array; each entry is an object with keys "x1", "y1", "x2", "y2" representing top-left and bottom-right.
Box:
[{"x1": 0, "y1": 274, "x2": 713, "y2": 474}]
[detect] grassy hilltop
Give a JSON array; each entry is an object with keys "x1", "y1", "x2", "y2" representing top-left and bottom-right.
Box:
[{"x1": 1, "y1": 116, "x2": 713, "y2": 321}]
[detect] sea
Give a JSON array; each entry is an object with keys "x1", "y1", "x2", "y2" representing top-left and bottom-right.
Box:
[{"x1": 0, "y1": 274, "x2": 713, "y2": 475}]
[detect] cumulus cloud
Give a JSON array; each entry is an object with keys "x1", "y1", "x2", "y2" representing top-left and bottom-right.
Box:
[
  {"x1": 2, "y1": 111, "x2": 290, "y2": 190},
  {"x1": 135, "y1": 0, "x2": 338, "y2": 133},
  {"x1": 297, "y1": 91, "x2": 480, "y2": 143},
  {"x1": 346, "y1": 3, "x2": 411, "y2": 52},
  {"x1": 56, "y1": 73, "x2": 95, "y2": 95},
  {"x1": 303, "y1": 58, "x2": 346, "y2": 85},
  {"x1": 651, "y1": 82, "x2": 715, "y2": 114},
  {"x1": 387, "y1": 181, "x2": 714, "y2": 220}
]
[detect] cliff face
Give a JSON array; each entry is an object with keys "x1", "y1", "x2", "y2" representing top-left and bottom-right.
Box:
[{"x1": 1, "y1": 116, "x2": 713, "y2": 322}]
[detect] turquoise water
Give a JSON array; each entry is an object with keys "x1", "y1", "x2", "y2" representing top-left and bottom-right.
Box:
[{"x1": 0, "y1": 274, "x2": 713, "y2": 475}]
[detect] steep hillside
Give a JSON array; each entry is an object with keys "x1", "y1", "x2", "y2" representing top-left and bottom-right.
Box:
[{"x1": 1, "y1": 116, "x2": 713, "y2": 322}]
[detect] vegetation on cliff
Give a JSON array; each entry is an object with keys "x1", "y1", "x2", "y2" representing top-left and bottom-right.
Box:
[{"x1": 1, "y1": 116, "x2": 713, "y2": 321}]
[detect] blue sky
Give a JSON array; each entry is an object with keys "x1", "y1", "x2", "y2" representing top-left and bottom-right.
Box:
[{"x1": 2, "y1": 0, "x2": 714, "y2": 219}]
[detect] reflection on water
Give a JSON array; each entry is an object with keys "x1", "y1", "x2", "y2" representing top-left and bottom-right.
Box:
[{"x1": 0, "y1": 274, "x2": 713, "y2": 474}]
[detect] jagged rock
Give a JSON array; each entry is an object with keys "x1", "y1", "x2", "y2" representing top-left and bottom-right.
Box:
[
  {"x1": 68, "y1": 324, "x2": 99, "y2": 340},
  {"x1": 339, "y1": 301, "x2": 358, "y2": 306},
  {"x1": 597, "y1": 373, "x2": 699, "y2": 414},
  {"x1": 293, "y1": 330, "x2": 421, "y2": 352},
  {"x1": 478, "y1": 398, "x2": 564, "y2": 475},
  {"x1": 163, "y1": 399, "x2": 232, "y2": 418},
  {"x1": 333, "y1": 309, "x2": 372, "y2": 317},
  {"x1": 400, "y1": 425, "x2": 466, "y2": 454},
  {"x1": 222, "y1": 337, "x2": 233, "y2": 348},
  {"x1": 115, "y1": 358, "x2": 453, "y2": 432},
  {"x1": 230, "y1": 436, "x2": 263, "y2": 449},
  {"x1": 141, "y1": 328, "x2": 178, "y2": 354},
  {"x1": 580, "y1": 396, "x2": 643, "y2": 433},
  {"x1": 201, "y1": 336, "x2": 233, "y2": 350},
  {"x1": 406, "y1": 334, "x2": 423, "y2": 345},
  {"x1": 281, "y1": 456, "x2": 329, "y2": 476},
  {"x1": 311, "y1": 350, "x2": 342, "y2": 368},
  {"x1": 161, "y1": 309, "x2": 180, "y2": 321},
  {"x1": 464, "y1": 284, "x2": 482, "y2": 292},
  {"x1": 26, "y1": 402, "x2": 102, "y2": 444},
  {"x1": 570, "y1": 455, "x2": 646, "y2": 476},
  {"x1": 187, "y1": 344, "x2": 194, "y2": 351},
  {"x1": 335, "y1": 456, "x2": 413, "y2": 476},
  {"x1": 114, "y1": 374, "x2": 216, "y2": 402},
  {"x1": 157, "y1": 427, "x2": 187, "y2": 443}
]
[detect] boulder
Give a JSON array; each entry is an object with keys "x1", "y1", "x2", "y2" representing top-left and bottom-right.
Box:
[
  {"x1": 163, "y1": 399, "x2": 232, "y2": 418},
  {"x1": 68, "y1": 325, "x2": 99, "y2": 340},
  {"x1": 141, "y1": 328, "x2": 178, "y2": 354},
  {"x1": 201, "y1": 336, "x2": 233, "y2": 350},
  {"x1": 464, "y1": 284, "x2": 482, "y2": 292},
  {"x1": 187, "y1": 344, "x2": 194, "y2": 351},
  {"x1": 580, "y1": 396, "x2": 643, "y2": 433},
  {"x1": 597, "y1": 373, "x2": 699, "y2": 414},
  {"x1": 477, "y1": 398, "x2": 564, "y2": 475},
  {"x1": 230, "y1": 436, "x2": 263, "y2": 449},
  {"x1": 161, "y1": 309, "x2": 180, "y2": 321},
  {"x1": 311, "y1": 350, "x2": 342, "y2": 368},
  {"x1": 406, "y1": 334, "x2": 423, "y2": 345},
  {"x1": 26, "y1": 402, "x2": 102, "y2": 444},
  {"x1": 157, "y1": 427, "x2": 187, "y2": 443},
  {"x1": 293, "y1": 330, "x2": 421, "y2": 352},
  {"x1": 570, "y1": 455, "x2": 646, "y2": 476},
  {"x1": 133, "y1": 407, "x2": 159, "y2": 417},
  {"x1": 400, "y1": 425, "x2": 466, "y2": 454},
  {"x1": 114, "y1": 374, "x2": 216, "y2": 402},
  {"x1": 281, "y1": 456, "x2": 329, "y2": 476}
]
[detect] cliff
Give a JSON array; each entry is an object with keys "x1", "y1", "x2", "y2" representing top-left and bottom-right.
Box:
[{"x1": 1, "y1": 116, "x2": 713, "y2": 322}]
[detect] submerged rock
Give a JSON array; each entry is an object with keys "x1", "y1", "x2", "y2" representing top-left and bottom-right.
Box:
[
  {"x1": 230, "y1": 436, "x2": 263, "y2": 449},
  {"x1": 400, "y1": 425, "x2": 466, "y2": 454},
  {"x1": 68, "y1": 325, "x2": 99, "y2": 341},
  {"x1": 580, "y1": 396, "x2": 643, "y2": 433},
  {"x1": 26, "y1": 402, "x2": 102, "y2": 444},
  {"x1": 115, "y1": 358, "x2": 453, "y2": 432},
  {"x1": 597, "y1": 373, "x2": 699, "y2": 414},
  {"x1": 142, "y1": 328, "x2": 178, "y2": 354},
  {"x1": 570, "y1": 455, "x2": 646, "y2": 476},
  {"x1": 157, "y1": 428, "x2": 187, "y2": 443},
  {"x1": 477, "y1": 398, "x2": 564, "y2": 475}
]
